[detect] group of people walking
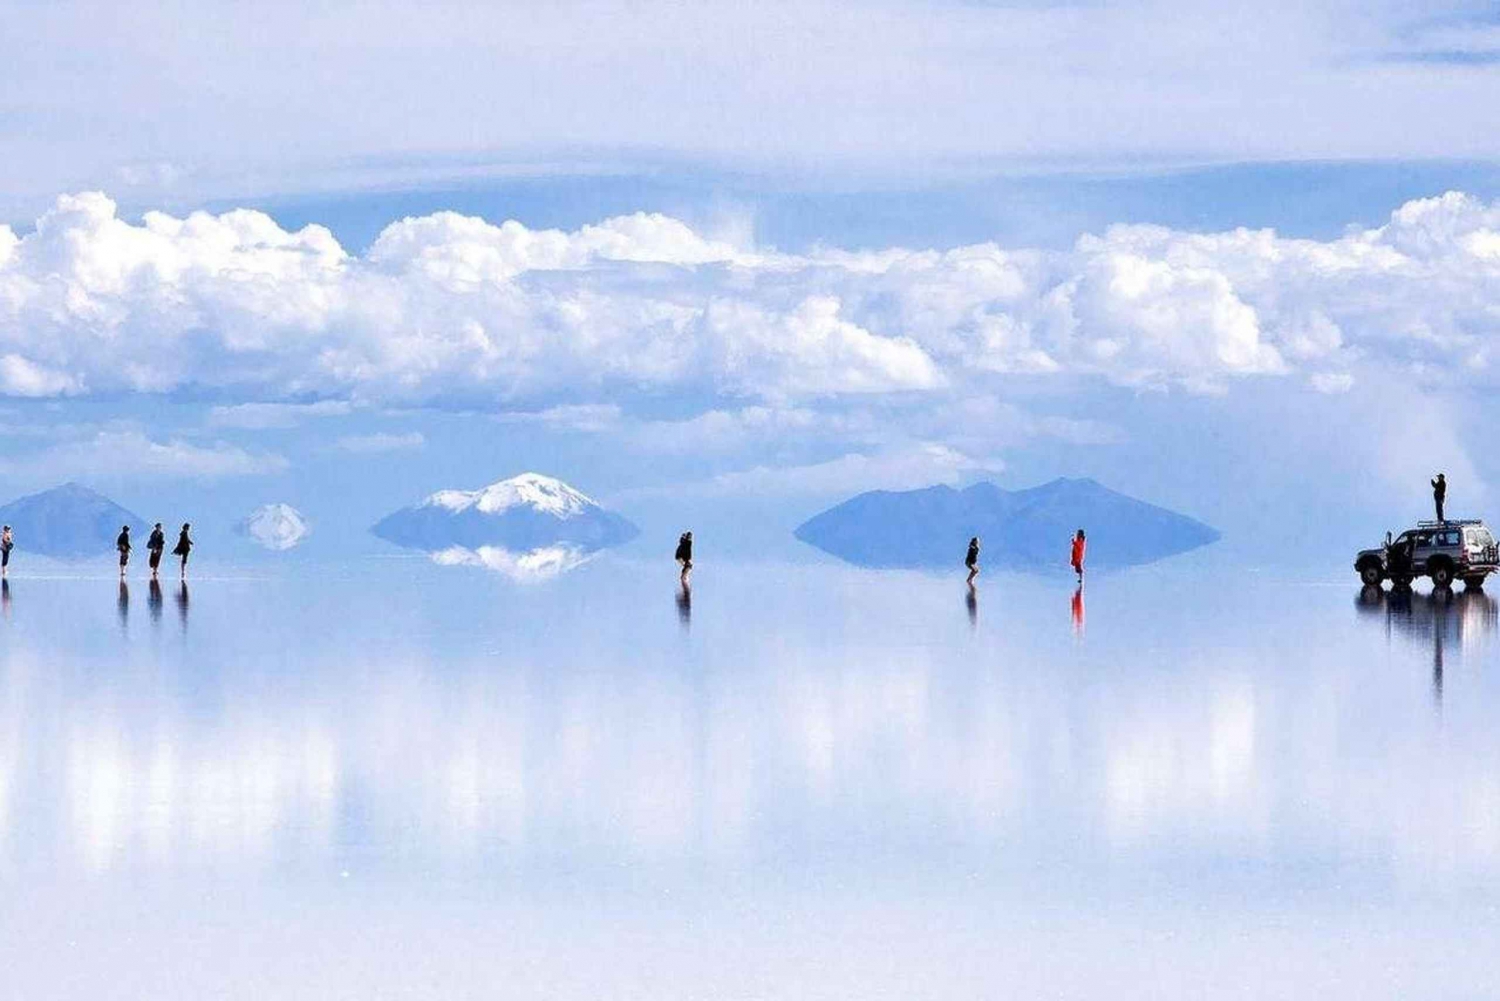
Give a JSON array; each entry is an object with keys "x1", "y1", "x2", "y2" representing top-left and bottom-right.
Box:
[
  {"x1": 117, "y1": 523, "x2": 193, "y2": 579},
  {"x1": 964, "y1": 529, "x2": 1087, "y2": 584}
]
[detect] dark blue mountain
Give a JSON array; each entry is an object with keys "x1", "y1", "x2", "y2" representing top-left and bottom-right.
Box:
[
  {"x1": 0, "y1": 483, "x2": 149, "y2": 559},
  {"x1": 794, "y1": 477, "x2": 1219, "y2": 570}
]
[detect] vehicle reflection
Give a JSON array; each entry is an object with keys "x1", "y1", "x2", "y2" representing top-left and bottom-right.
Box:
[{"x1": 1357, "y1": 585, "x2": 1498, "y2": 701}]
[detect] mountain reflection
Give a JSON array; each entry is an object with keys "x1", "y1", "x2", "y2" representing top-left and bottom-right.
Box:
[
  {"x1": 429, "y1": 544, "x2": 600, "y2": 581},
  {"x1": 0, "y1": 568, "x2": 1496, "y2": 887}
]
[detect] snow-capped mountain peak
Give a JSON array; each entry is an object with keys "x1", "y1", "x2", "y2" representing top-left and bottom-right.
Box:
[{"x1": 425, "y1": 473, "x2": 596, "y2": 520}]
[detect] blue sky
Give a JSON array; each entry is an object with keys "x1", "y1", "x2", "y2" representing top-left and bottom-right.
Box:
[{"x1": 4, "y1": 0, "x2": 1500, "y2": 562}]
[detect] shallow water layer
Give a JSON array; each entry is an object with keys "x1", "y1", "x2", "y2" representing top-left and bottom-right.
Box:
[{"x1": 0, "y1": 557, "x2": 1496, "y2": 999}]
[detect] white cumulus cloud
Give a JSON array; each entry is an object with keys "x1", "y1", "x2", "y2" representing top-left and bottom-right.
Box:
[
  {"x1": 5, "y1": 191, "x2": 1500, "y2": 409},
  {"x1": 0, "y1": 429, "x2": 288, "y2": 481},
  {"x1": 334, "y1": 431, "x2": 426, "y2": 453}
]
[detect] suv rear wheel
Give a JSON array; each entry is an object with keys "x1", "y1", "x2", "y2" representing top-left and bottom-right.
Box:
[
  {"x1": 1464, "y1": 575, "x2": 1486, "y2": 591},
  {"x1": 1431, "y1": 562, "x2": 1455, "y2": 588}
]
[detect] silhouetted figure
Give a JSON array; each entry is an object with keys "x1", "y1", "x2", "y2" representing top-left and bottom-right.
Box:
[
  {"x1": 1389, "y1": 535, "x2": 1416, "y2": 587},
  {"x1": 148, "y1": 578, "x2": 163, "y2": 623},
  {"x1": 1072, "y1": 584, "x2": 1085, "y2": 637},
  {"x1": 173, "y1": 523, "x2": 193, "y2": 578},
  {"x1": 117, "y1": 580, "x2": 129, "y2": 627},
  {"x1": 175, "y1": 581, "x2": 189, "y2": 630},
  {"x1": 676, "y1": 580, "x2": 691, "y2": 629},
  {"x1": 1, "y1": 524, "x2": 12, "y2": 576},
  {"x1": 1432, "y1": 473, "x2": 1447, "y2": 523},
  {"x1": 965, "y1": 582, "x2": 977, "y2": 628},
  {"x1": 116, "y1": 525, "x2": 131, "y2": 577},
  {"x1": 675, "y1": 531, "x2": 693, "y2": 582},
  {"x1": 1070, "y1": 528, "x2": 1087, "y2": 582},
  {"x1": 147, "y1": 523, "x2": 166, "y2": 578},
  {"x1": 965, "y1": 536, "x2": 980, "y2": 584}
]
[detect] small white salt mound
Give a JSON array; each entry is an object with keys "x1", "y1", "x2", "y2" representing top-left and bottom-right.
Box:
[{"x1": 243, "y1": 503, "x2": 312, "y2": 551}]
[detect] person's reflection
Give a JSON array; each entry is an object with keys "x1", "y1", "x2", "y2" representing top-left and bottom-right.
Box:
[
  {"x1": 1430, "y1": 587, "x2": 1452, "y2": 704},
  {"x1": 965, "y1": 583, "x2": 977, "y2": 629},
  {"x1": 676, "y1": 580, "x2": 691, "y2": 630},
  {"x1": 1356, "y1": 584, "x2": 1498, "y2": 705},
  {"x1": 1, "y1": 578, "x2": 10, "y2": 621},
  {"x1": 117, "y1": 580, "x2": 129, "y2": 629},
  {"x1": 148, "y1": 578, "x2": 163, "y2": 624},
  {"x1": 1071, "y1": 584, "x2": 1085, "y2": 636},
  {"x1": 175, "y1": 581, "x2": 189, "y2": 632}
]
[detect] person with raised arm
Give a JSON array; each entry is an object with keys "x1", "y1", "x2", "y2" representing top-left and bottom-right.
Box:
[
  {"x1": 1432, "y1": 473, "x2": 1447, "y2": 524},
  {"x1": 172, "y1": 523, "x2": 193, "y2": 578}
]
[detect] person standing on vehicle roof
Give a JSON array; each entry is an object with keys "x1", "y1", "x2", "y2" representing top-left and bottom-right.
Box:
[{"x1": 1432, "y1": 473, "x2": 1447, "y2": 523}]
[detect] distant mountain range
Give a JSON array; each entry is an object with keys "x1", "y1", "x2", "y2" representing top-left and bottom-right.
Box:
[
  {"x1": 371, "y1": 473, "x2": 638, "y2": 559},
  {"x1": 0, "y1": 483, "x2": 148, "y2": 559},
  {"x1": 794, "y1": 477, "x2": 1219, "y2": 570}
]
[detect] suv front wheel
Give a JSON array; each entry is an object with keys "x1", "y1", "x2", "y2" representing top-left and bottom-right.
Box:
[
  {"x1": 1431, "y1": 562, "x2": 1455, "y2": 588},
  {"x1": 1360, "y1": 564, "x2": 1384, "y2": 586}
]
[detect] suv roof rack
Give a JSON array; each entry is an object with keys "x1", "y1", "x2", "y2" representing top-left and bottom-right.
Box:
[{"x1": 1415, "y1": 519, "x2": 1484, "y2": 527}]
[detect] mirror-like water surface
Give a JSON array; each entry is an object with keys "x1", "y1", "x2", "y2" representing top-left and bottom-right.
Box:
[{"x1": 1, "y1": 558, "x2": 1496, "y2": 998}]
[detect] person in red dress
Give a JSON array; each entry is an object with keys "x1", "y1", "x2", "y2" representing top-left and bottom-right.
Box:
[{"x1": 1070, "y1": 528, "x2": 1086, "y2": 582}]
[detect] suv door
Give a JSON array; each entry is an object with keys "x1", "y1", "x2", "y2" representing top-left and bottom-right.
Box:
[{"x1": 1411, "y1": 532, "x2": 1434, "y2": 571}]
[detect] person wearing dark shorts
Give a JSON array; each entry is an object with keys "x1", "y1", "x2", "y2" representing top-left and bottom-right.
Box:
[
  {"x1": 173, "y1": 523, "x2": 193, "y2": 578},
  {"x1": 147, "y1": 523, "x2": 166, "y2": 578},
  {"x1": 965, "y1": 536, "x2": 980, "y2": 584},
  {"x1": 1, "y1": 525, "x2": 12, "y2": 576},
  {"x1": 116, "y1": 525, "x2": 131, "y2": 577}
]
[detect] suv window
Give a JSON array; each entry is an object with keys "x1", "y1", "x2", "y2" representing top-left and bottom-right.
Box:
[
  {"x1": 1472, "y1": 529, "x2": 1495, "y2": 547},
  {"x1": 1437, "y1": 530, "x2": 1461, "y2": 546},
  {"x1": 1414, "y1": 534, "x2": 1433, "y2": 549}
]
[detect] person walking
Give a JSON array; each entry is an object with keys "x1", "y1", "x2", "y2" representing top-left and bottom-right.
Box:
[
  {"x1": 1, "y1": 525, "x2": 12, "y2": 577},
  {"x1": 1432, "y1": 473, "x2": 1447, "y2": 523},
  {"x1": 172, "y1": 523, "x2": 193, "y2": 578},
  {"x1": 1070, "y1": 528, "x2": 1087, "y2": 583},
  {"x1": 116, "y1": 525, "x2": 132, "y2": 577},
  {"x1": 965, "y1": 536, "x2": 980, "y2": 584},
  {"x1": 147, "y1": 523, "x2": 166, "y2": 579},
  {"x1": 675, "y1": 531, "x2": 693, "y2": 582}
]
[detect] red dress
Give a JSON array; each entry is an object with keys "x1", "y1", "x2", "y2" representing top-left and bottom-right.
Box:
[{"x1": 1070, "y1": 536, "x2": 1086, "y2": 573}]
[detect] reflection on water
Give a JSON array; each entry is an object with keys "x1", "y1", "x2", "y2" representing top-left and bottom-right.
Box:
[
  {"x1": 175, "y1": 581, "x2": 189, "y2": 631},
  {"x1": 676, "y1": 581, "x2": 691, "y2": 629},
  {"x1": 3, "y1": 565, "x2": 1500, "y2": 998},
  {"x1": 965, "y1": 583, "x2": 977, "y2": 628},
  {"x1": 430, "y1": 543, "x2": 599, "y2": 581},
  {"x1": 148, "y1": 579, "x2": 163, "y2": 624},
  {"x1": 116, "y1": 581, "x2": 128, "y2": 629},
  {"x1": 1357, "y1": 585, "x2": 1498, "y2": 701},
  {"x1": 1, "y1": 578, "x2": 9, "y2": 619}
]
